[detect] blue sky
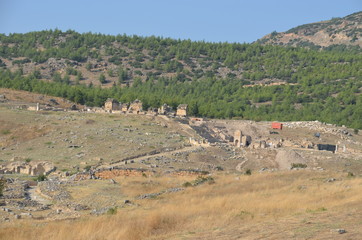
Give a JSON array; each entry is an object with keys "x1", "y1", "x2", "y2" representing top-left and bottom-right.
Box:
[{"x1": 0, "y1": 0, "x2": 361, "y2": 43}]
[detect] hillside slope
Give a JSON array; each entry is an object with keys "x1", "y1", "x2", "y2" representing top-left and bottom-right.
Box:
[
  {"x1": 0, "y1": 22, "x2": 361, "y2": 128},
  {"x1": 258, "y1": 11, "x2": 362, "y2": 48}
]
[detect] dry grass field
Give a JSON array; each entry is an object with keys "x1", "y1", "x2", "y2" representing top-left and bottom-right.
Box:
[
  {"x1": 1, "y1": 170, "x2": 361, "y2": 240},
  {"x1": 0, "y1": 106, "x2": 191, "y2": 171},
  {"x1": 1, "y1": 92, "x2": 362, "y2": 239}
]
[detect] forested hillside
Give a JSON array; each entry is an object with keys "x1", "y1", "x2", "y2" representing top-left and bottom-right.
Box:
[{"x1": 0, "y1": 30, "x2": 361, "y2": 128}]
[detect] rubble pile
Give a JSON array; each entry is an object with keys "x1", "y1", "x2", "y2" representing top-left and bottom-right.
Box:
[
  {"x1": 283, "y1": 121, "x2": 353, "y2": 140},
  {"x1": 0, "y1": 161, "x2": 55, "y2": 176}
]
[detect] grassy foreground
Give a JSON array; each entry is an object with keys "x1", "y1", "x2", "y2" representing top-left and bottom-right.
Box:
[{"x1": 1, "y1": 171, "x2": 362, "y2": 239}]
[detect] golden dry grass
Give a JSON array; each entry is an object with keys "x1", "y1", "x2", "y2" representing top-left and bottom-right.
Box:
[{"x1": 1, "y1": 171, "x2": 362, "y2": 240}]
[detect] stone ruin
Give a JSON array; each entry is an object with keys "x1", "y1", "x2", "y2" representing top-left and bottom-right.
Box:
[
  {"x1": 0, "y1": 161, "x2": 55, "y2": 176},
  {"x1": 103, "y1": 99, "x2": 144, "y2": 114},
  {"x1": 128, "y1": 99, "x2": 143, "y2": 114},
  {"x1": 176, "y1": 104, "x2": 188, "y2": 117},
  {"x1": 104, "y1": 98, "x2": 120, "y2": 111},
  {"x1": 147, "y1": 107, "x2": 158, "y2": 116},
  {"x1": 189, "y1": 137, "x2": 209, "y2": 146},
  {"x1": 233, "y1": 130, "x2": 251, "y2": 147},
  {"x1": 102, "y1": 99, "x2": 193, "y2": 117},
  {"x1": 0, "y1": 94, "x2": 7, "y2": 102},
  {"x1": 120, "y1": 103, "x2": 129, "y2": 113},
  {"x1": 158, "y1": 104, "x2": 175, "y2": 116}
]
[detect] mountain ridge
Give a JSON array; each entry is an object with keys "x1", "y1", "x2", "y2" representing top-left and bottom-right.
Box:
[{"x1": 258, "y1": 11, "x2": 362, "y2": 48}]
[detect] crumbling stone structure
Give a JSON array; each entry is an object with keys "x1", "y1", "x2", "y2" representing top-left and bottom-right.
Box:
[
  {"x1": 0, "y1": 94, "x2": 6, "y2": 102},
  {"x1": 177, "y1": 104, "x2": 188, "y2": 117},
  {"x1": 104, "y1": 98, "x2": 120, "y2": 111},
  {"x1": 147, "y1": 107, "x2": 158, "y2": 116},
  {"x1": 241, "y1": 135, "x2": 252, "y2": 147},
  {"x1": 234, "y1": 130, "x2": 242, "y2": 147},
  {"x1": 233, "y1": 130, "x2": 252, "y2": 147},
  {"x1": 128, "y1": 99, "x2": 143, "y2": 114},
  {"x1": 158, "y1": 104, "x2": 174, "y2": 115},
  {"x1": 121, "y1": 103, "x2": 129, "y2": 113},
  {"x1": 0, "y1": 161, "x2": 55, "y2": 176}
]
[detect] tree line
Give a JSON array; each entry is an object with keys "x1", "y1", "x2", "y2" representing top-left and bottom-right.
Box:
[{"x1": 0, "y1": 30, "x2": 361, "y2": 129}]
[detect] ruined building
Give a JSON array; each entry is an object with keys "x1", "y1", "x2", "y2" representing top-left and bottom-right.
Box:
[
  {"x1": 0, "y1": 161, "x2": 55, "y2": 176},
  {"x1": 104, "y1": 98, "x2": 120, "y2": 111},
  {"x1": 176, "y1": 104, "x2": 188, "y2": 117},
  {"x1": 128, "y1": 99, "x2": 143, "y2": 114},
  {"x1": 233, "y1": 130, "x2": 252, "y2": 147},
  {"x1": 234, "y1": 130, "x2": 242, "y2": 147},
  {"x1": 121, "y1": 103, "x2": 129, "y2": 113},
  {"x1": 147, "y1": 107, "x2": 158, "y2": 115},
  {"x1": 158, "y1": 104, "x2": 174, "y2": 115}
]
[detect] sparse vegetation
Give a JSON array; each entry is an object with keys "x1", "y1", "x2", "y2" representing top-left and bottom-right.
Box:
[
  {"x1": 1, "y1": 129, "x2": 11, "y2": 135},
  {"x1": 0, "y1": 13, "x2": 361, "y2": 238},
  {"x1": 2, "y1": 172, "x2": 362, "y2": 240},
  {"x1": 265, "y1": 12, "x2": 362, "y2": 49},
  {"x1": 291, "y1": 163, "x2": 308, "y2": 169},
  {"x1": 183, "y1": 176, "x2": 215, "y2": 187},
  {"x1": 306, "y1": 207, "x2": 327, "y2": 213},
  {"x1": 215, "y1": 166, "x2": 224, "y2": 171},
  {"x1": 34, "y1": 174, "x2": 47, "y2": 182},
  {"x1": 106, "y1": 207, "x2": 118, "y2": 215},
  {"x1": 182, "y1": 181, "x2": 192, "y2": 187},
  {"x1": 0, "y1": 178, "x2": 5, "y2": 197},
  {"x1": 99, "y1": 73, "x2": 106, "y2": 84}
]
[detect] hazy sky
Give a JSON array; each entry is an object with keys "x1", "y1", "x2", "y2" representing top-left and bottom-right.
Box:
[{"x1": 0, "y1": 0, "x2": 361, "y2": 43}]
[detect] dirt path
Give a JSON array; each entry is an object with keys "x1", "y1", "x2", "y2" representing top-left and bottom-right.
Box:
[
  {"x1": 98, "y1": 144, "x2": 205, "y2": 169},
  {"x1": 27, "y1": 186, "x2": 52, "y2": 205}
]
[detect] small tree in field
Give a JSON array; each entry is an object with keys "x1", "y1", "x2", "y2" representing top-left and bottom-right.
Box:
[
  {"x1": 0, "y1": 178, "x2": 5, "y2": 197},
  {"x1": 99, "y1": 73, "x2": 106, "y2": 84}
]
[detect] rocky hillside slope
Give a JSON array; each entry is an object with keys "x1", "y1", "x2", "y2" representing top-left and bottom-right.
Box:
[
  {"x1": 0, "y1": 15, "x2": 361, "y2": 128},
  {"x1": 258, "y1": 11, "x2": 362, "y2": 48}
]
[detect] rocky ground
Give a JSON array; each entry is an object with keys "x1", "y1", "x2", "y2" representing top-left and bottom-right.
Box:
[{"x1": 0, "y1": 97, "x2": 362, "y2": 239}]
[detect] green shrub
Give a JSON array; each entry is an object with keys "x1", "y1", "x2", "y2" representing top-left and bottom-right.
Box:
[
  {"x1": 34, "y1": 174, "x2": 47, "y2": 182},
  {"x1": 107, "y1": 207, "x2": 117, "y2": 215},
  {"x1": 182, "y1": 182, "x2": 192, "y2": 187},
  {"x1": 1, "y1": 130, "x2": 11, "y2": 135},
  {"x1": 215, "y1": 166, "x2": 224, "y2": 171},
  {"x1": 306, "y1": 207, "x2": 327, "y2": 213},
  {"x1": 0, "y1": 179, "x2": 5, "y2": 197},
  {"x1": 183, "y1": 176, "x2": 215, "y2": 187},
  {"x1": 291, "y1": 163, "x2": 307, "y2": 169},
  {"x1": 245, "y1": 169, "x2": 252, "y2": 175}
]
